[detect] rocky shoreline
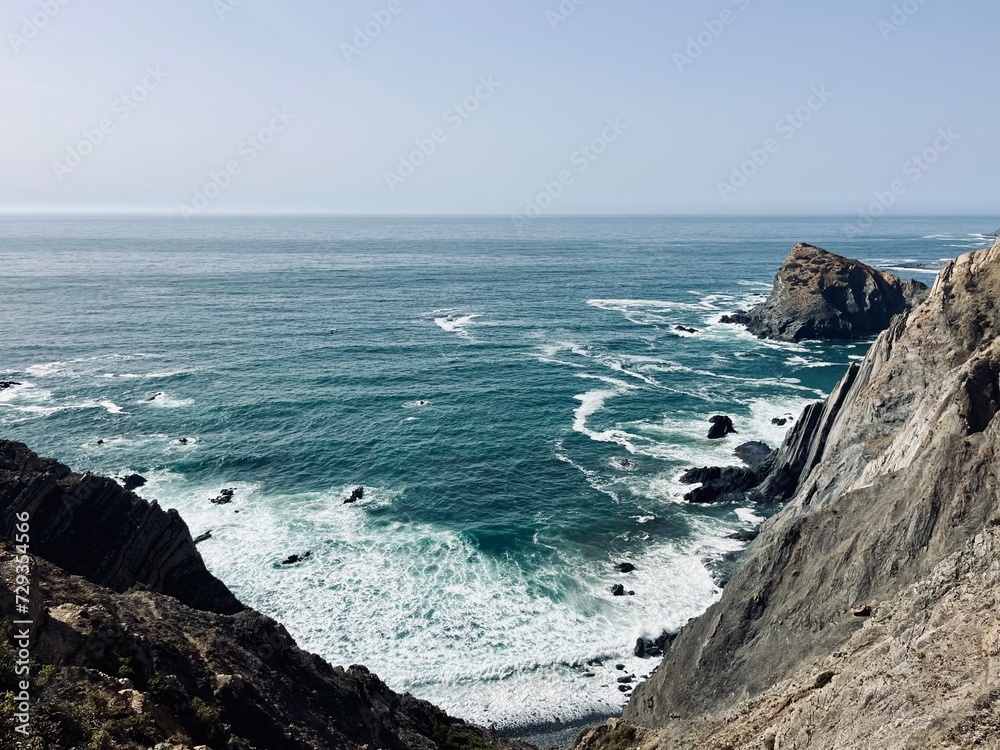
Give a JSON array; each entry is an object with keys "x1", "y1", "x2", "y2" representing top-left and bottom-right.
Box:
[
  {"x1": 575, "y1": 237, "x2": 1000, "y2": 748},
  {"x1": 0, "y1": 441, "x2": 531, "y2": 750}
]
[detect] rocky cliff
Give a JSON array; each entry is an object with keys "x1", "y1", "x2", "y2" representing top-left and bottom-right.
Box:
[
  {"x1": 722, "y1": 242, "x2": 929, "y2": 341},
  {"x1": 0, "y1": 443, "x2": 528, "y2": 750},
  {"x1": 577, "y1": 237, "x2": 1000, "y2": 749},
  {"x1": 0, "y1": 441, "x2": 242, "y2": 616}
]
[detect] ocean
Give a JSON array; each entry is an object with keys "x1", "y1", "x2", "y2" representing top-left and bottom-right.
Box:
[{"x1": 0, "y1": 214, "x2": 991, "y2": 730}]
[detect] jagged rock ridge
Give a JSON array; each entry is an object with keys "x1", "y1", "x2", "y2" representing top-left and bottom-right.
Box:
[
  {"x1": 579, "y1": 237, "x2": 1000, "y2": 749},
  {"x1": 722, "y1": 242, "x2": 929, "y2": 341}
]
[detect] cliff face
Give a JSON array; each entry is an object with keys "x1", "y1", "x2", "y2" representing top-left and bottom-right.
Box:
[
  {"x1": 0, "y1": 443, "x2": 527, "y2": 750},
  {"x1": 585, "y1": 238, "x2": 1000, "y2": 749},
  {"x1": 0, "y1": 441, "x2": 242, "y2": 615},
  {"x1": 723, "y1": 243, "x2": 929, "y2": 341}
]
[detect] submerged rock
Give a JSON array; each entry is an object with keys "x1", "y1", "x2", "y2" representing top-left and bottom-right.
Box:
[
  {"x1": 210, "y1": 488, "x2": 236, "y2": 505},
  {"x1": 0, "y1": 381, "x2": 21, "y2": 391},
  {"x1": 720, "y1": 243, "x2": 929, "y2": 341},
  {"x1": 193, "y1": 530, "x2": 212, "y2": 544},
  {"x1": 343, "y1": 486, "x2": 365, "y2": 504},
  {"x1": 281, "y1": 551, "x2": 312, "y2": 565}
]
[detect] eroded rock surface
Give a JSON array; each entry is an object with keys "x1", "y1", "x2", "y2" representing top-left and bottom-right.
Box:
[{"x1": 721, "y1": 242, "x2": 928, "y2": 341}]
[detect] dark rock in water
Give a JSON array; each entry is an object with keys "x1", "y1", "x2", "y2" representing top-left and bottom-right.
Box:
[
  {"x1": 210, "y1": 488, "x2": 236, "y2": 505},
  {"x1": 147, "y1": 392, "x2": 162, "y2": 401},
  {"x1": 772, "y1": 417, "x2": 787, "y2": 426},
  {"x1": 281, "y1": 551, "x2": 312, "y2": 565},
  {"x1": 343, "y1": 486, "x2": 365, "y2": 504},
  {"x1": 615, "y1": 664, "x2": 626, "y2": 670},
  {"x1": 635, "y1": 631, "x2": 679, "y2": 658},
  {"x1": 587, "y1": 658, "x2": 604, "y2": 667},
  {"x1": 178, "y1": 437, "x2": 189, "y2": 444},
  {"x1": 680, "y1": 465, "x2": 759, "y2": 504},
  {"x1": 734, "y1": 441, "x2": 774, "y2": 473},
  {"x1": 616, "y1": 562, "x2": 637, "y2": 573},
  {"x1": 720, "y1": 243, "x2": 929, "y2": 341},
  {"x1": 728, "y1": 528, "x2": 760, "y2": 543},
  {"x1": 0, "y1": 381, "x2": 21, "y2": 391},
  {"x1": 96, "y1": 439, "x2": 104, "y2": 445},
  {"x1": 611, "y1": 583, "x2": 626, "y2": 596},
  {"x1": 707, "y1": 415, "x2": 737, "y2": 440},
  {"x1": 617, "y1": 675, "x2": 634, "y2": 684},
  {"x1": 628, "y1": 590, "x2": 635, "y2": 596},
  {"x1": 617, "y1": 458, "x2": 633, "y2": 469},
  {"x1": 121, "y1": 473, "x2": 147, "y2": 492},
  {"x1": 674, "y1": 325, "x2": 697, "y2": 334},
  {"x1": 618, "y1": 685, "x2": 630, "y2": 692},
  {"x1": 193, "y1": 530, "x2": 212, "y2": 544}
]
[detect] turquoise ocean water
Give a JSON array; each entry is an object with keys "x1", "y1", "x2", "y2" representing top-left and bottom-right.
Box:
[{"x1": 0, "y1": 215, "x2": 991, "y2": 728}]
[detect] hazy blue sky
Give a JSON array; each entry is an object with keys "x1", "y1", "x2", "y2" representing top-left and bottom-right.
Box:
[{"x1": 1, "y1": 0, "x2": 997, "y2": 215}]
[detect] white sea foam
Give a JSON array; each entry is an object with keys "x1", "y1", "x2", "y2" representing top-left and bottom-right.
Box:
[
  {"x1": 25, "y1": 361, "x2": 68, "y2": 377},
  {"x1": 142, "y1": 392, "x2": 194, "y2": 408},
  {"x1": 99, "y1": 400, "x2": 125, "y2": 414},
  {"x1": 134, "y1": 467, "x2": 726, "y2": 728},
  {"x1": 403, "y1": 400, "x2": 432, "y2": 408},
  {"x1": 734, "y1": 507, "x2": 764, "y2": 525},
  {"x1": 433, "y1": 310, "x2": 481, "y2": 341}
]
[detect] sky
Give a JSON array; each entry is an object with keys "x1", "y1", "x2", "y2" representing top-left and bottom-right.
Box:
[{"x1": 1, "y1": 0, "x2": 997, "y2": 216}]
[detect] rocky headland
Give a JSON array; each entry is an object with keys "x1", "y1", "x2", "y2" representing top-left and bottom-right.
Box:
[
  {"x1": 0, "y1": 441, "x2": 530, "y2": 750},
  {"x1": 574, "y1": 238, "x2": 1000, "y2": 749},
  {"x1": 721, "y1": 242, "x2": 929, "y2": 341}
]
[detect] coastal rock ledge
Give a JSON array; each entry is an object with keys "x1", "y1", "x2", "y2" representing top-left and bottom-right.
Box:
[
  {"x1": 575, "y1": 236, "x2": 1000, "y2": 750},
  {"x1": 722, "y1": 242, "x2": 929, "y2": 341}
]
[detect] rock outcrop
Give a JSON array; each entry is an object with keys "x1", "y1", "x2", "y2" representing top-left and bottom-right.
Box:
[
  {"x1": 721, "y1": 242, "x2": 929, "y2": 341},
  {"x1": 579, "y1": 237, "x2": 1000, "y2": 749},
  {"x1": 0, "y1": 441, "x2": 242, "y2": 615},
  {"x1": 0, "y1": 443, "x2": 527, "y2": 750}
]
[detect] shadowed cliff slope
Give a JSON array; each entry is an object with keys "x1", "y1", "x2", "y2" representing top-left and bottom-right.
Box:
[{"x1": 578, "y1": 238, "x2": 1000, "y2": 749}]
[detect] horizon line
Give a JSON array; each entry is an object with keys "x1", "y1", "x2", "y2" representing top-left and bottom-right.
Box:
[{"x1": 0, "y1": 210, "x2": 995, "y2": 219}]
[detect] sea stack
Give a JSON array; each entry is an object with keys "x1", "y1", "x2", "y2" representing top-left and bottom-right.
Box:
[{"x1": 721, "y1": 242, "x2": 929, "y2": 341}]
